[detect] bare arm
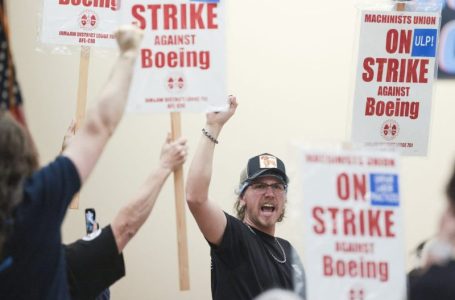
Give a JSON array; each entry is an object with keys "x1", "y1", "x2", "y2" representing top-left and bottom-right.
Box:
[
  {"x1": 62, "y1": 25, "x2": 143, "y2": 183},
  {"x1": 186, "y1": 96, "x2": 238, "y2": 245},
  {"x1": 111, "y1": 135, "x2": 188, "y2": 252}
]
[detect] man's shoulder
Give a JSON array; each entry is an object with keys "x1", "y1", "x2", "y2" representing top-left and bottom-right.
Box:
[
  {"x1": 223, "y1": 212, "x2": 248, "y2": 232},
  {"x1": 224, "y1": 212, "x2": 239, "y2": 223}
]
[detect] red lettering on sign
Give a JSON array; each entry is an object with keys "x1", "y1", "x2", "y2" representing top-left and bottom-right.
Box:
[
  {"x1": 311, "y1": 207, "x2": 396, "y2": 237},
  {"x1": 132, "y1": 3, "x2": 218, "y2": 31},
  {"x1": 323, "y1": 255, "x2": 389, "y2": 282},
  {"x1": 362, "y1": 57, "x2": 429, "y2": 83},
  {"x1": 163, "y1": 4, "x2": 178, "y2": 29},
  {"x1": 384, "y1": 210, "x2": 395, "y2": 237},
  {"x1": 58, "y1": 0, "x2": 117, "y2": 11},
  {"x1": 336, "y1": 173, "x2": 366, "y2": 201},
  {"x1": 364, "y1": 97, "x2": 419, "y2": 119},
  {"x1": 385, "y1": 29, "x2": 412, "y2": 54},
  {"x1": 313, "y1": 206, "x2": 325, "y2": 234},
  {"x1": 141, "y1": 48, "x2": 210, "y2": 70}
]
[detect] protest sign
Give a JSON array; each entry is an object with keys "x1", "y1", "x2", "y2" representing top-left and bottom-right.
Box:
[
  {"x1": 351, "y1": 10, "x2": 440, "y2": 156},
  {"x1": 121, "y1": 0, "x2": 226, "y2": 113},
  {"x1": 40, "y1": 0, "x2": 123, "y2": 208},
  {"x1": 40, "y1": 0, "x2": 119, "y2": 48},
  {"x1": 300, "y1": 147, "x2": 406, "y2": 299}
]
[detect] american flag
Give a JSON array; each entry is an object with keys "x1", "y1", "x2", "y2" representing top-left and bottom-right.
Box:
[{"x1": 0, "y1": 0, "x2": 26, "y2": 126}]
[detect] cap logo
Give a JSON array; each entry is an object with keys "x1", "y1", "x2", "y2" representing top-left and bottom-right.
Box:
[{"x1": 259, "y1": 155, "x2": 278, "y2": 169}]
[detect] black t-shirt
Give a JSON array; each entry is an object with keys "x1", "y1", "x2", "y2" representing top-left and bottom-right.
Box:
[
  {"x1": 65, "y1": 225, "x2": 125, "y2": 300},
  {"x1": 0, "y1": 156, "x2": 81, "y2": 299},
  {"x1": 210, "y1": 213, "x2": 306, "y2": 300},
  {"x1": 408, "y1": 261, "x2": 455, "y2": 300}
]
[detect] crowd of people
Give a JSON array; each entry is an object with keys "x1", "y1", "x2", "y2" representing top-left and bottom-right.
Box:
[{"x1": 0, "y1": 19, "x2": 454, "y2": 300}]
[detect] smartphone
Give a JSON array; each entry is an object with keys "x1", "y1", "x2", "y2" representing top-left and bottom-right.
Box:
[{"x1": 85, "y1": 208, "x2": 96, "y2": 234}]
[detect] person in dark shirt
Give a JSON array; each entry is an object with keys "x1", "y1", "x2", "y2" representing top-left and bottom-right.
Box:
[
  {"x1": 0, "y1": 25, "x2": 144, "y2": 299},
  {"x1": 408, "y1": 161, "x2": 455, "y2": 300},
  {"x1": 59, "y1": 118, "x2": 187, "y2": 300},
  {"x1": 186, "y1": 96, "x2": 306, "y2": 300}
]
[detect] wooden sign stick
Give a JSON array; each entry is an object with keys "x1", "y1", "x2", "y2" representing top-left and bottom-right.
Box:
[
  {"x1": 69, "y1": 46, "x2": 91, "y2": 209},
  {"x1": 171, "y1": 112, "x2": 190, "y2": 291}
]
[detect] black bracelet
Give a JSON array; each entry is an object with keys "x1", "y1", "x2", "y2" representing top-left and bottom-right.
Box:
[{"x1": 202, "y1": 128, "x2": 219, "y2": 144}]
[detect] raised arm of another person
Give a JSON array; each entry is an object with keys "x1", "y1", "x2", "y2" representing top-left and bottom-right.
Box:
[
  {"x1": 62, "y1": 129, "x2": 187, "y2": 299},
  {"x1": 111, "y1": 134, "x2": 188, "y2": 252},
  {"x1": 186, "y1": 96, "x2": 238, "y2": 245},
  {"x1": 63, "y1": 25, "x2": 143, "y2": 183}
]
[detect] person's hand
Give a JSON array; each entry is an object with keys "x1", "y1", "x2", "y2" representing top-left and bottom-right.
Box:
[
  {"x1": 206, "y1": 95, "x2": 238, "y2": 129},
  {"x1": 160, "y1": 134, "x2": 188, "y2": 171},
  {"x1": 61, "y1": 119, "x2": 76, "y2": 152},
  {"x1": 114, "y1": 24, "x2": 144, "y2": 54}
]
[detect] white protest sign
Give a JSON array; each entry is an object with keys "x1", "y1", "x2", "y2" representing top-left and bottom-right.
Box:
[
  {"x1": 121, "y1": 0, "x2": 226, "y2": 113},
  {"x1": 40, "y1": 0, "x2": 120, "y2": 48},
  {"x1": 351, "y1": 11, "x2": 440, "y2": 156},
  {"x1": 299, "y1": 147, "x2": 406, "y2": 300}
]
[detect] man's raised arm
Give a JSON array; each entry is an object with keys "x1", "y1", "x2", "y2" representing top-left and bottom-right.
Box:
[
  {"x1": 63, "y1": 25, "x2": 143, "y2": 183},
  {"x1": 186, "y1": 96, "x2": 238, "y2": 245}
]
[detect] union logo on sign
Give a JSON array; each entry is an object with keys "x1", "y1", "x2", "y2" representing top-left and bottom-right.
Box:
[
  {"x1": 79, "y1": 10, "x2": 98, "y2": 31},
  {"x1": 380, "y1": 119, "x2": 399, "y2": 141},
  {"x1": 165, "y1": 73, "x2": 186, "y2": 94},
  {"x1": 348, "y1": 287, "x2": 365, "y2": 300}
]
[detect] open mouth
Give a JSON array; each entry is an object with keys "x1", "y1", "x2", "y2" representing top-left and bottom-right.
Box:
[{"x1": 261, "y1": 203, "x2": 276, "y2": 213}]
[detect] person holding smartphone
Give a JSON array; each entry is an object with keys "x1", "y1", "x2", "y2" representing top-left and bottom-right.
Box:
[
  {"x1": 85, "y1": 209, "x2": 97, "y2": 235},
  {"x1": 65, "y1": 207, "x2": 120, "y2": 300},
  {"x1": 63, "y1": 132, "x2": 187, "y2": 300}
]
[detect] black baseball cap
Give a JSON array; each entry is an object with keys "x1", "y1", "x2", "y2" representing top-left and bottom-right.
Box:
[{"x1": 238, "y1": 153, "x2": 289, "y2": 195}]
